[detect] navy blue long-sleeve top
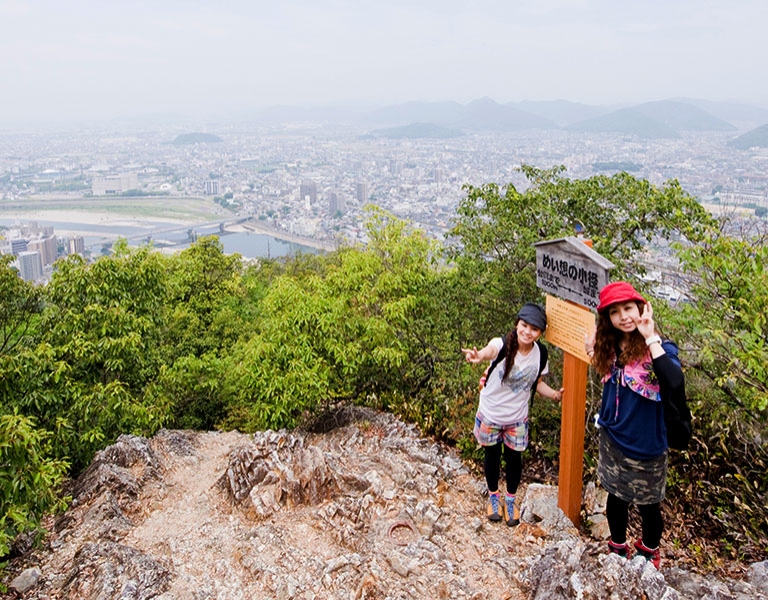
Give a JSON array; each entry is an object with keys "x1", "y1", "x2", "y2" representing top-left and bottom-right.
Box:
[{"x1": 597, "y1": 340, "x2": 682, "y2": 460}]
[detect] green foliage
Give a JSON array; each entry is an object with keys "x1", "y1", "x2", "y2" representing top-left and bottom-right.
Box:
[
  {"x1": 661, "y1": 222, "x2": 768, "y2": 559},
  {"x1": 669, "y1": 225, "x2": 768, "y2": 412},
  {"x1": 146, "y1": 354, "x2": 226, "y2": 430},
  {"x1": 9, "y1": 242, "x2": 171, "y2": 470},
  {"x1": 222, "y1": 208, "x2": 444, "y2": 431},
  {"x1": 164, "y1": 236, "x2": 244, "y2": 359},
  {"x1": 2, "y1": 168, "x2": 767, "y2": 569},
  {"x1": 448, "y1": 165, "x2": 715, "y2": 336},
  {"x1": 43, "y1": 242, "x2": 167, "y2": 391},
  {"x1": 0, "y1": 413, "x2": 68, "y2": 559},
  {"x1": 0, "y1": 255, "x2": 42, "y2": 354}
]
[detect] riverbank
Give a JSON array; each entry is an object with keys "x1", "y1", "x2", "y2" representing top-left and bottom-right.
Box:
[
  {"x1": 229, "y1": 220, "x2": 337, "y2": 252},
  {"x1": 0, "y1": 207, "x2": 337, "y2": 255}
]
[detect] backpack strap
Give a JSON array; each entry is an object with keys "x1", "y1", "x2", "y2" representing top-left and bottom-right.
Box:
[
  {"x1": 483, "y1": 334, "x2": 507, "y2": 387},
  {"x1": 483, "y1": 336, "x2": 548, "y2": 398},
  {"x1": 530, "y1": 340, "x2": 548, "y2": 404}
]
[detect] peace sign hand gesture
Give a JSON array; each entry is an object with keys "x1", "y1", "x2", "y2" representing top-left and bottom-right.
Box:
[{"x1": 635, "y1": 302, "x2": 656, "y2": 339}]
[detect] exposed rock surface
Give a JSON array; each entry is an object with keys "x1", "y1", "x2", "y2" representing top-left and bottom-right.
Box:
[{"x1": 2, "y1": 407, "x2": 766, "y2": 599}]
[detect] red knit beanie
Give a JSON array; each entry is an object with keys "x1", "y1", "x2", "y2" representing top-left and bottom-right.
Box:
[{"x1": 596, "y1": 281, "x2": 646, "y2": 313}]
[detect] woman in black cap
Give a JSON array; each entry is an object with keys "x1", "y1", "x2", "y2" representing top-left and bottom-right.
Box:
[{"x1": 462, "y1": 303, "x2": 563, "y2": 526}]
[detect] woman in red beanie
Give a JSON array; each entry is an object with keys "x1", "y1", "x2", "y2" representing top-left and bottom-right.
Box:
[
  {"x1": 463, "y1": 303, "x2": 564, "y2": 527},
  {"x1": 585, "y1": 281, "x2": 685, "y2": 569}
]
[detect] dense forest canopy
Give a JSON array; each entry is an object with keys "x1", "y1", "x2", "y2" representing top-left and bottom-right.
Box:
[{"x1": 1, "y1": 168, "x2": 766, "y2": 571}]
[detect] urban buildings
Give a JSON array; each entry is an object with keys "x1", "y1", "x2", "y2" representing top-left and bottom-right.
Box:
[
  {"x1": 355, "y1": 182, "x2": 368, "y2": 204},
  {"x1": 204, "y1": 179, "x2": 220, "y2": 196},
  {"x1": 0, "y1": 220, "x2": 87, "y2": 282},
  {"x1": 1, "y1": 113, "x2": 767, "y2": 271},
  {"x1": 300, "y1": 180, "x2": 318, "y2": 206},
  {"x1": 328, "y1": 192, "x2": 346, "y2": 215},
  {"x1": 15, "y1": 251, "x2": 43, "y2": 282},
  {"x1": 92, "y1": 173, "x2": 139, "y2": 195}
]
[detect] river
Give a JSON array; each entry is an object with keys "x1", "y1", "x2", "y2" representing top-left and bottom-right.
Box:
[{"x1": 0, "y1": 217, "x2": 319, "y2": 259}]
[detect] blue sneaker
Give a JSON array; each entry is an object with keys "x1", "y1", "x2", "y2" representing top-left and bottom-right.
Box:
[
  {"x1": 486, "y1": 491, "x2": 502, "y2": 522},
  {"x1": 504, "y1": 494, "x2": 519, "y2": 527}
]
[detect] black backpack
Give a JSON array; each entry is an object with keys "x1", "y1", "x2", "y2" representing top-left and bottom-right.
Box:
[{"x1": 484, "y1": 334, "x2": 548, "y2": 401}]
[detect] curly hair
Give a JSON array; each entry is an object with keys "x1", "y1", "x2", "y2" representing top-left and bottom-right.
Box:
[{"x1": 592, "y1": 301, "x2": 648, "y2": 375}]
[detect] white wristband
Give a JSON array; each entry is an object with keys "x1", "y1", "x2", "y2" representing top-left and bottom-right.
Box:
[{"x1": 645, "y1": 334, "x2": 662, "y2": 347}]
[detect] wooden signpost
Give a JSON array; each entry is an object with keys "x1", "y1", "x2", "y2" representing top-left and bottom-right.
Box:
[{"x1": 534, "y1": 237, "x2": 614, "y2": 526}]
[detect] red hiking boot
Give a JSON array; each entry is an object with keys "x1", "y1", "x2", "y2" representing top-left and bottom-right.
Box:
[
  {"x1": 607, "y1": 540, "x2": 630, "y2": 558},
  {"x1": 633, "y1": 540, "x2": 661, "y2": 569}
]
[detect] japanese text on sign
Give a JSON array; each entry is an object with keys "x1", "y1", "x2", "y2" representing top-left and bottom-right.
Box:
[
  {"x1": 534, "y1": 237, "x2": 613, "y2": 310},
  {"x1": 544, "y1": 295, "x2": 596, "y2": 363},
  {"x1": 537, "y1": 253, "x2": 601, "y2": 308}
]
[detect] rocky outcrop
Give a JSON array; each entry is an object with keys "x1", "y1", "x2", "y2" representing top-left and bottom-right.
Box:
[{"x1": 3, "y1": 407, "x2": 766, "y2": 599}]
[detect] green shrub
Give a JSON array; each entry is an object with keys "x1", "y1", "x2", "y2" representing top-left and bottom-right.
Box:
[{"x1": 0, "y1": 413, "x2": 68, "y2": 559}]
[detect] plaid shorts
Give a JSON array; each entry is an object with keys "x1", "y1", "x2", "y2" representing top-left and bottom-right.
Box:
[{"x1": 474, "y1": 412, "x2": 529, "y2": 451}]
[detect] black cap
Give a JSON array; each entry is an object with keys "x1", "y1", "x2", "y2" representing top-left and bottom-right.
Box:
[{"x1": 517, "y1": 303, "x2": 547, "y2": 330}]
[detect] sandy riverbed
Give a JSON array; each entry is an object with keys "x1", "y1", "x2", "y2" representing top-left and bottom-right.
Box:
[
  {"x1": 1, "y1": 208, "x2": 337, "y2": 252},
  {"x1": 0, "y1": 209, "x2": 198, "y2": 227}
]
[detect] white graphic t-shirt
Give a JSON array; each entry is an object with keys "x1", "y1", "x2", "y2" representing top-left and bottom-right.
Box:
[{"x1": 478, "y1": 337, "x2": 548, "y2": 425}]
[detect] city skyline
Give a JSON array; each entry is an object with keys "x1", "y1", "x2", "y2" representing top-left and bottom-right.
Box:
[{"x1": 1, "y1": 0, "x2": 767, "y2": 125}]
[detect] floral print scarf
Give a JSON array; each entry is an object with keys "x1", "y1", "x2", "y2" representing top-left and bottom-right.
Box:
[{"x1": 601, "y1": 350, "x2": 661, "y2": 417}]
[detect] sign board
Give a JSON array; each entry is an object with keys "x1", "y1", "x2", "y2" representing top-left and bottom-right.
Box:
[
  {"x1": 533, "y1": 236, "x2": 616, "y2": 526},
  {"x1": 545, "y1": 295, "x2": 596, "y2": 363},
  {"x1": 534, "y1": 237, "x2": 614, "y2": 310}
]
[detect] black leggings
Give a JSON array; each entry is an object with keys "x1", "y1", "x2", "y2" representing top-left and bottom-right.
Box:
[
  {"x1": 606, "y1": 493, "x2": 664, "y2": 548},
  {"x1": 484, "y1": 443, "x2": 523, "y2": 495}
]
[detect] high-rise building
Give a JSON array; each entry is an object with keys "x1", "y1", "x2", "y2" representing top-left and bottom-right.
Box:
[
  {"x1": 355, "y1": 182, "x2": 368, "y2": 203},
  {"x1": 204, "y1": 180, "x2": 220, "y2": 195},
  {"x1": 27, "y1": 235, "x2": 58, "y2": 266},
  {"x1": 300, "y1": 180, "x2": 318, "y2": 205},
  {"x1": 328, "y1": 192, "x2": 346, "y2": 215},
  {"x1": 16, "y1": 251, "x2": 43, "y2": 282},
  {"x1": 69, "y1": 236, "x2": 86, "y2": 256},
  {"x1": 11, "y1": 238, "x2": 28, "y2": 255}
]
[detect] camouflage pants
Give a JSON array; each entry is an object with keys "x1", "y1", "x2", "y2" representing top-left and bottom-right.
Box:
[{"x1": 597, "y1": 428, "x2": 667, "y2": 505}]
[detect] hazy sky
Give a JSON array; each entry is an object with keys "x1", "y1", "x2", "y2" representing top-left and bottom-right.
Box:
[{"x1": 2, "y1": 0, "x2": 766, "y2": 122}]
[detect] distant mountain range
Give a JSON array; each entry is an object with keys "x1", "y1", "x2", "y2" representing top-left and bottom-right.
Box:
[
  {"x1": 363, "y1": 98, "x2": 753, "y2": 139},
  {"x1": 510, "y1": 100, "x2": 611, "y2": 127},
  {"x1": 230, "y1": 98, "x2": 768, "y2": 140},
  {"x1": 368, "y1": 97, "x2": 557, "y2": 131},
  {"x1": 367, "y1": 122, "x2": 464, "y2": 139},
  {"x1": 567, "y1": 107, "x2": 681, "y2": 138},
  {"x1": 170, "y1": 132, "x2": 223, "y2": 145},
  {"x1": 670, "y1": 98, "x2": 768, "y2": 126},
  {"x1": 633, "y1": 100, "x2": 736, "y2": 132},
  {"x1": 728, "y1": 124, "x2": 768, "y2": 149}
]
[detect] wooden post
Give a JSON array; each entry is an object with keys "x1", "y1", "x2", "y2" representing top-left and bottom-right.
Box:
[
  {"x1": 557, "y1": 349, "x2": 589, "y2": 526},
  {"x1": 535, "y1": 236, "x2": 612, "y2": 529},
  {"x1": 557, "y1": 238, "x2": 593, "y2": 527}
]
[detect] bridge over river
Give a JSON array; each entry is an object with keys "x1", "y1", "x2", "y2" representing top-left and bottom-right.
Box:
[{"x1": 85, "y1": 216, "x2": 333, "y2": 252}]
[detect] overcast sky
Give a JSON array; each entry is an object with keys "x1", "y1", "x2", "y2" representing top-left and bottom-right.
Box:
[{"x1": 2, "y1": 0, "x2": 766, "y2": 122}]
